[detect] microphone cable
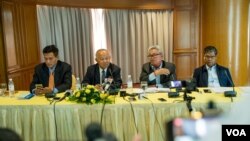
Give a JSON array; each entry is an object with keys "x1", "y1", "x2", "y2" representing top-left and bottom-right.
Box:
[
  {"x1": 143, "y1": 96, "x2": 165, "y2": 140},
  {"x1": 50, "y1": 90, "x2": 71, "y2": 141},
  {"x1": 230, "y1": 97, "x2": 234, "y2": 102},
  {"x1": 47, "y1": 98, "x2": 55, "y2": 105},
  {"x1": 123, "y1": 96, "x2": 139, "y2": 133},
  {"x1": 100, "y1": 98, "x2": 107, "y2": 126}
]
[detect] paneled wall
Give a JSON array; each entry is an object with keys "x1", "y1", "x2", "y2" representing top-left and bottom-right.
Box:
[
  {"x1": 201, "y1": 0, "x2": 250, "y2": 86},
  {"x1": 0, "y1": 0, "x2": 40, "y2": 90},
  {"x1": 173, "y1": 0, "x2": 200, "y2": 80}
]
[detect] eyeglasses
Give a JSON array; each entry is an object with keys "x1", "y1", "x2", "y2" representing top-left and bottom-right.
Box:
[
  {"x1": 147, "y1": 53, "x2": 161, "y2": 58},
  {"x1": 204, "y1": 55, "x2": 216, "y2": 59}
]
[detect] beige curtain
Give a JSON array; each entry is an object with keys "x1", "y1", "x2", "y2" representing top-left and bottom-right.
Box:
[
  {"x1": 104, "y1": 9, "x2": 173, "y2": 83},
  {"x1": 37, "y1": 5, "x2": 94, "y2": 80}
]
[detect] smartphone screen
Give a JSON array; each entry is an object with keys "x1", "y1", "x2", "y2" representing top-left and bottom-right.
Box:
[
  {"x1": 35, "y1": 84, "x2": 43, "y2": 89},
  {"x1": 170, "y1": 81, "x2": 182, "y2": 88}
]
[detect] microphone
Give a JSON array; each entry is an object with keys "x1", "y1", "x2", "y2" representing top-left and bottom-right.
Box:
[
  {"x1": 45, "y1": 92, "x2": 56, "y2": 98},
  {"x1": 109, "y1": 68, "x2": 114, "y2": 80},
  {"x1": 108, "y1": 68, "x2": 117, "y2": 89},
  {"x1": 102, "y1": 78, "x2": 113, "y2": 93},
  {"x1": 223, "y1": 70, "x2": 237, "y2": 97},
  {"x1": 58, "y1": 90, "x2": 72, "y2": 101},
  {"x1": 108, "y1": 67, "x2": 122, "y2": 91},
  {"x1": 170, "y1": 73, "x2": 175, "y2": 81}
]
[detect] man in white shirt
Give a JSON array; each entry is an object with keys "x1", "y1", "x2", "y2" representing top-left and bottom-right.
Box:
[{"x1": 193, "y1": 46, "x2": 233, "y2": 87}]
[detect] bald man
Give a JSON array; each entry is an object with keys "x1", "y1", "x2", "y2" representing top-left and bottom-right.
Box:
[{"x1": 82, "y1": 49, "x2": 122, "y2": 90}]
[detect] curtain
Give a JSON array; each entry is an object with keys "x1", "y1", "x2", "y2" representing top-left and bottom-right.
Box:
[
  {"x1": 37, "y1": 5, "x2": 94, "y2": 80},
  {"x1": 104, "y1": 9, "x2": 173, "y2": 83},
  {"x1": 37, "y1": 6, "x2": 173, "y2": 84}
]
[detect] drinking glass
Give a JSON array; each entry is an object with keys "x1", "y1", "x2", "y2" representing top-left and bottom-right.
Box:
[
  {"x1": 140, "y1": 81, "x2": 148, "y2": 91},
  {"x1": 0, "y1": 83, "x2": 7, "y2": 96}
]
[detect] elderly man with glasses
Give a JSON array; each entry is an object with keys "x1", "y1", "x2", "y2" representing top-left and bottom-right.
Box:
[
  {"x1": 139, "y1": 45, "x2": 176, "y2": 88},
  {"x1": 193, "y1": 45, "x2": 234, "y2": 87}
]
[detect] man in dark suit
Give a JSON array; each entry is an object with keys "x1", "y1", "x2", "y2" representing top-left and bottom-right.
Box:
[
  {"x1": 82, "y1": 49, "x2": 122, "y2": 90},
  {"x1": 193, "y1": 46, "x2": 233, "y2": 87},
  {"x1": 140, "y1": 45, "x2": 176, "y2": 88},
  {"x1": 30, "y1": 45, "x2": 72, "y2": 94}
]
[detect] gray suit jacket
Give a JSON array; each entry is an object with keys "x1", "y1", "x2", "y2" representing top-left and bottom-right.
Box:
[{"x1": 139, "y1": 60, "x2": 176, "y2": 87}]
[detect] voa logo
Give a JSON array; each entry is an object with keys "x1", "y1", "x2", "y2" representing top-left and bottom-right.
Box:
[{"x1": 226, "y1": 129, "x2": 246, "y2": 136}]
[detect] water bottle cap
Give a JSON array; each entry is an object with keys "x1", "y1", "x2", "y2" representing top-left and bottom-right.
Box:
[{"x1": 9, "y1": 78, "x2": 12, "y2": 81}]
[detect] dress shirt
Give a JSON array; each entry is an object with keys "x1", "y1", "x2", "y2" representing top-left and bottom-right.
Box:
[
  {"x1": 99, "y1": 68, "x2": 107, "y2": 84},
  {"x1": 149, "y1": 63, "x2": 163, "y2": 88},
  {"x1": 206, "y1": 65, "x2": 220, "y2": 87}
]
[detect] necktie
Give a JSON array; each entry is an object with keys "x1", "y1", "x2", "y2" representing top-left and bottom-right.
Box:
[
  {"x1": 102, "y1": 70, "x2": 105, "y2": 83},
  {"x1": 48, "y1": 72, "x2": 54, "y2": 90}
]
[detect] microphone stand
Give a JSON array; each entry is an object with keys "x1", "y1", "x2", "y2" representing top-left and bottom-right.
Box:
[
  {"x1": 183, "y1": 90, "x2": 195, "y2": 113},
  {"x1": 223, "y1": 70, "x2": 237, "y2": 97}
]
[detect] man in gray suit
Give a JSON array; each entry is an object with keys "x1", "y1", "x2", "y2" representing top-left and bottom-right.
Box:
[{"x1": 140, "y1": 45, "x2": 176, "y2": 88}]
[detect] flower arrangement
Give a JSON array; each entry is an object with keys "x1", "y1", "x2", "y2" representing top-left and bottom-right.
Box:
[{"x1": 66, "y1": 85, "x2": 115, "y2": 104}]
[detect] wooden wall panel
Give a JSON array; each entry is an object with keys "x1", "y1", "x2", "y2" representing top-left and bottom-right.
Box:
[
  {"x1": 174, "y1": 11, "x2": 191, "y2": 49},
  {"x1": 0, "y1": 19, "x2": 7, "y2": 83},
  {"x1": 36, "y1": 0, "x2": 173, "y2": 9},
  {"x1": 174, "y1": 53, "x2": 196, "y2": 80},
  {"x1": 21, "y1": 4, "x2": 40, "y2": 66},
  {"x1": 201, "y1": 0, "x2": 250, "y2": 86},
  {"x1": 174, "y1": 0, "x2": 192, "y2": 7},
  {"x1": 1, "y1": 0, "x2": 40, "y2": 90},
  {"x1": 2, "y1": 1, "x2": 19, "y2": 71},
  {"x1": 173, "y1": 0, "x2": 200, "y2": 80}
]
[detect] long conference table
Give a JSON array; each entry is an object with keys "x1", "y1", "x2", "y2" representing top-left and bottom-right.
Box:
[{"x1": 0, "y1": 87, "x2": 246, "y2": 141}]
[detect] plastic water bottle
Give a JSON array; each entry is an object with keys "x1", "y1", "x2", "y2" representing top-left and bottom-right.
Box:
[
  {"x1": 76, "y1": 77, "x2": 81, "y2": 90},
  {"x1": 127, "y1": 75, "x2": 133, "y2": 93},
  {"x1": 8, "y1": 78, "x2": 15, "y2": 97},
  {"x1": 127, "y1": 75, "x2": 133, "y2": 88}
]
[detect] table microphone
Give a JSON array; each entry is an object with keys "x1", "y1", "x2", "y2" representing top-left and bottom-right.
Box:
[
  {"x1": 223, "y1": 70, "x2": 237, "y2": 97},
  {"x1": 58, "y1": 90, "x2": 72, "y2": 101}
]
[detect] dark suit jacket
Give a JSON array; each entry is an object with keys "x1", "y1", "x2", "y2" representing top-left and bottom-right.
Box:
[
  {"x1": 30, "y1": 60, "x2": 72, "y2": 93},
  {"x1": 193, "y1": 64, "x2": 233, "y2": 87},
  {"x1": 82, "y1": 63, "x2": 122, "y2": 89},
  {"x1": 139, "y1": 60, "x2": 176, "y2": 87}
]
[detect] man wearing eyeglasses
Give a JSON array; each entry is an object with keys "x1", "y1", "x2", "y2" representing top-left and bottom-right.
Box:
[
  {"x1": 193, "y1": 46, "x2": 233, "y2": 87},
  {"x1": 82, "y1": 49, "x2": 122, "y2": 90},
  {"x1": 140, "y1": 45, "x2": 176, "y2": 88}
]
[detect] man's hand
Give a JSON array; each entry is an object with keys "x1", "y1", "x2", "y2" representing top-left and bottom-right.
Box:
[
  {"x1": 154, "y1": 68, "x2": 170, "y2": 76},
  {"x1": 95, "y1": 84, "x2": 104, "y2": 91},
  {"x1": 35, "y1": 87, "x2": 53, "y2": 95}
]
